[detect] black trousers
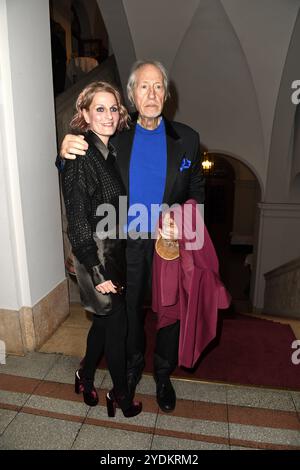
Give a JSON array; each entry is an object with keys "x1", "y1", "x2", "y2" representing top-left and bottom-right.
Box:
[
  {"x1": 126, "y1": 237, "x2": 180, "y2": 381},
  {"x1": 82, "y1": 306, "x2": 129, "y2": 404}
]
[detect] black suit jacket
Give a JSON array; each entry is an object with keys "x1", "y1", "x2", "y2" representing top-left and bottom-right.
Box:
[
  {"x1": 111, "y1": 117, "x2": 205, "y2": 207},
  {"x1": 56, "y1": 118, "x2": 205, "y2": 206}
]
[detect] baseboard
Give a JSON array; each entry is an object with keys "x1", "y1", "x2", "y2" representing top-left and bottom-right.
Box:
[{"x1": 0, "y1": 280, "x2": 69, "y2": 355}]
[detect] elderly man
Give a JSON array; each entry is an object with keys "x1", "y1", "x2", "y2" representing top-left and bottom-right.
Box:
[{"x1": 59, "y1": 60, "x2": 205, "y2": 412}]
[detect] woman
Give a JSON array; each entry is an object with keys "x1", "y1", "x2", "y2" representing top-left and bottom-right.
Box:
[{"x1": 61, "y1": 81, "x2": 142, "y2": 418}]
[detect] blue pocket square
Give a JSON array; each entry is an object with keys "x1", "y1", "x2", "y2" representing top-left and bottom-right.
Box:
[{"x1": 180, "y1": 157, "x2": 191, "y2": 172}]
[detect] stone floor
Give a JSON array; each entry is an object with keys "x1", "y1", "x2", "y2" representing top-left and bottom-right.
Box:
[
  {"x1": 1, "y1": 302, "x2": 300, "y2": 451},
  {"x1": 0, "y1": 350, "x2": 300, "y2": 450}
]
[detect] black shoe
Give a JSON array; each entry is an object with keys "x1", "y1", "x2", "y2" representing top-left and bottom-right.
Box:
[
  {"x1": 75, "y1": 369, "x2": 99, "y2": 407},
  {"x1": 156, "y1": 379, "x2": 176, "y2": 412},
  {"x1": 106, "y1": 389, "x2": 142, "y2": 418}
]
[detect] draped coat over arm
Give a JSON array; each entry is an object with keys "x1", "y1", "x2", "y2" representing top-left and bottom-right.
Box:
[{"x1": 152, "y1": 199, "x2": 231, "y2": 368}]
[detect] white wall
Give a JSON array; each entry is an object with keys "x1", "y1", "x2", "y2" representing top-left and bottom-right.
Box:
[
  {"x1": 123, "y1": 0, "x2": 199, "y2": 72},
  {"x1": 171, "y1": 0, "x2": 266, "y2": 186},
  {"x1": 0, "y1": 0, "x2": 65, "y2": 309},
  {"x1": 0, "y1": 131, "x2": 19, "y2": 309},
  {"x1": 253, "y1": 203, "x2": 300, "y2": 307},
  {"x1": 0, "y1": 0, "x2": 30, "y2": 309}
]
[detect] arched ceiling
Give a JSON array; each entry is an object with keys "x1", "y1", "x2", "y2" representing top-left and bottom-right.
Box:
[
  {"x1": 169, "y1": 0, "x2": 265, "y2": 188},
  {"x1": 123, "y1": 0, "x2": 200, "y2": 72},
  {"x1": 221, "y1": 0, "x2": 299, "y2": 160},
  {"x1": 97, "y1": 0, "x2": 300, "y2": 199}
]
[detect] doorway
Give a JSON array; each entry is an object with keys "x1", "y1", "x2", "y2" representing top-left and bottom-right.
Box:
[{"x1": 203, "y1": 153, "x2": 260, "y2": 311}]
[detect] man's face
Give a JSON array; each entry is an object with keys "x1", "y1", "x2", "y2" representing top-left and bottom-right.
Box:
[{"x1": 133, "y1": 64, "x2": 166, "y2": 119}]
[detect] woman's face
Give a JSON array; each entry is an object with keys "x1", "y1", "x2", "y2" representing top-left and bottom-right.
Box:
[{"x1": 83, "y1": 91, "x2": 120, "y2": 142}]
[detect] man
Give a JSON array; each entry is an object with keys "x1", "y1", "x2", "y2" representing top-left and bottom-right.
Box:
[{"x1": 59, "y1": 60, "x2": 205, "y2": 412}]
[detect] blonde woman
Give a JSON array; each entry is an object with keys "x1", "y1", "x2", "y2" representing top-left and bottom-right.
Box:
[{"x1": 61, "y1": 81, "x2": 142, "y2": 418}]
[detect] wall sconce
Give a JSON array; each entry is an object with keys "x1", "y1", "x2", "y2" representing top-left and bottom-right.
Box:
[{"x1": 201, "y1": 152, "x2": 214, "y2": 172}]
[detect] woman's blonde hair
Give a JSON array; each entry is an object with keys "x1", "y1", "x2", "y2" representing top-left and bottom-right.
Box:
[{"x1": 70, "y1": 81, "x2": 130, "y2": 132}]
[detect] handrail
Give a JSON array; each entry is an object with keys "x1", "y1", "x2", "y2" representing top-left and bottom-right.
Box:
[
  {"x1": 264, "y1": 257, "x2": 300, "y2": 279},
  {"x1": 264, "y1": 256, "x2": 300, "y2": 317}
]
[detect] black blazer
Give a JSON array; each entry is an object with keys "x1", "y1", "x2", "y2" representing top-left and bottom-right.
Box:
[{"x1": 111, "y1": 117, "x2": 205, "y2": 207}]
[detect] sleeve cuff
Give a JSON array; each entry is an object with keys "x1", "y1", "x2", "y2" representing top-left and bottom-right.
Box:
[
  {"x1": 55, "y1": 155, "x2": 65, "y2": 172},
  {"x1": 88, "y1": 264, "x2": 108, "y2": 287}
]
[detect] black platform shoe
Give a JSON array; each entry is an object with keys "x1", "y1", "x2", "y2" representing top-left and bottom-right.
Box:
[
  {"x1": 106, "y1": 389, "x2": 142, "y2": 418},
  {"x1": 75, "y1": 369, "x2": 99, "y2": 407}
]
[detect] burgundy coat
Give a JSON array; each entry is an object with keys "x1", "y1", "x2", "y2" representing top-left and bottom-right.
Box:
[{"x1": 152, "y1": 199, "x2": 231, "y2": 368}]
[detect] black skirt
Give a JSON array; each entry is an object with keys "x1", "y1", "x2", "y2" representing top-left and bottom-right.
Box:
[{"x1": 74, "y1": 235, "x2": 126, "y2": 316}]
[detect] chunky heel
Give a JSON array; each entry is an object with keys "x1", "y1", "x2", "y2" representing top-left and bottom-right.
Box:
[
  {"x1": 107, "y1": 389, "x2": 142, "y2": 418},
  {"x1": 75, "y1": 370, "x2": 82, "y2": 394},
  {"x1": 106, "y1": 392, "x2": 116, "y2": 417},
  {"x1": 74, "y1": 369, "x2": 99, "y2": 406}
]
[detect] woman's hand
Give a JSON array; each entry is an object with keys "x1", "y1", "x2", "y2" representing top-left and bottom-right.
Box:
[
  {"x1": 60, "y1": 134, "x2": 89, "y2": 160},
  {"x1": 95, "y1": 280, "x2": 118, "y2": 294}
]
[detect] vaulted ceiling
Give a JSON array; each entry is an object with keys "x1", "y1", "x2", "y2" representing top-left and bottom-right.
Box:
[{"x1": 97, "y1": 0, "x2": 300, "y2": 200}]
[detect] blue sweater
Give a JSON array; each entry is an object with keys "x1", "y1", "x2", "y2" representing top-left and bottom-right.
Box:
[{"x1": 128, "y1": 120, "x2": 167, "y2": 233}]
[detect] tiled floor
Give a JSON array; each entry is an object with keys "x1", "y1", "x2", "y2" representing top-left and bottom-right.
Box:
[
  {"x1": 1, "y1": 303, "x2": 300, "y2": 450},
  {"x1": 0, "y1": 351, "x2": 299, "y2": 450}
]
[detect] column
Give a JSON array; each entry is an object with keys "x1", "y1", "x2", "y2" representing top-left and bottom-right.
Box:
[{"x1": 0, "y1": 0, "x2": 68, "y2": 354}]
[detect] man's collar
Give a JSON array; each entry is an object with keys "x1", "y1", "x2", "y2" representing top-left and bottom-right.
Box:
[
  {"x1": 164, "y1": 118, "x2": 180, "y2": 140},
  {"x1": 129, "y1": 114, "x2": 180, "y2": 140}
]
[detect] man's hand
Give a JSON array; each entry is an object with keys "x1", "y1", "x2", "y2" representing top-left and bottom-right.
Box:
[
  {"x1": 159, "y1": 213, "x2": 179, "y2": 240},
  {"x1": 60, "y1": 134, "x2": 89, "y2": 160}
]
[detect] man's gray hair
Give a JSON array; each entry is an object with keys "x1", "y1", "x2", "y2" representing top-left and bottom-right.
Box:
[{"x1": 127, "y1": 60, "x2": 169, "y2": 106}]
